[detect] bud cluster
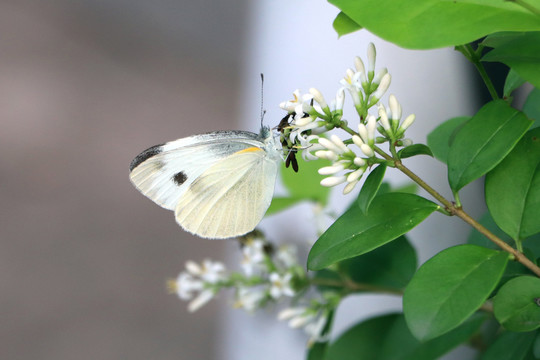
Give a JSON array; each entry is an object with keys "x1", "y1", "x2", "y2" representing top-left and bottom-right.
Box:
[{"x1": 278, "y1": 43, "x2": 416, "y2": 194}]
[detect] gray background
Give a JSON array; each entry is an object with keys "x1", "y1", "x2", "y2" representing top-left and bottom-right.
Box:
[{"x1": 0, "y1": 1, "x2": 248, "y2": 359}]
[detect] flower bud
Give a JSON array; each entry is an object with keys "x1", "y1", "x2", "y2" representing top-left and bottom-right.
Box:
[
  {"x1": 367, "y1": 42, "x2": 376, "y2": 73},
  {"x1": 399, "y1": 114, "x2": 416, "y2": 132},
  {"x1": 389, "y1": 94, "x2": 402, "y2": 121},
  {"x1": 309, "y1": 88, "x2": 328, "y2": 109},
  {"x1": 343, "y1": 179, "x2": 359, "y2": 194},
  {"x1": 354, "y1": 56, "x2": 365, "y2": 74},
  {"x1": 360, "y1": 144, "x2": 375, "y2": 157},
  {"x1": 320, "y1": 176, "x2": 347, "y2": 187}
]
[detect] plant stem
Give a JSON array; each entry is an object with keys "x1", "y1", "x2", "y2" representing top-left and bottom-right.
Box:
[
  {"x1": 337, "y1": 126, "x2": 540, "y2": 276},
  {"x1": 310, "y1": 277, "x2": 402, "y2": 295},
  {"x1": 386, "y1": 153, "x2": 540, "y2": 277},
  {"x1": 456, "y1": 44, "x2": 499, "y2": 101}
]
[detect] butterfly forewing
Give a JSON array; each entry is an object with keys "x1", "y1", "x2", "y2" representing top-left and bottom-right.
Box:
[{"x1": 129, "y1": 131, "x2": 264, "y2": 210}]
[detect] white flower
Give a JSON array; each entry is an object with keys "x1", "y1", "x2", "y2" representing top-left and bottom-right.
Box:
[
  {"x1": 199, "y1": 259, "x2": 226, "y2": 283},
  {"x1": 269, "y1": 272, "x2": 295, "y2": 299},
  {"x1": 235, "y1": 287, "x2": 267, "y2": 312},
  {"x1": 241, "y1": 239, "x2": 267, "y2": 276},
  {"x1": 174, "y1": 272, "x2": 204, "y2": 300},
  {"x1": 278, "y1": 306, "x2": 329, "y2": 343},
  {"x1": 304, "y1": 312, "x2": 329, "y2": 344},
  {"x1": 187, "y1": 289, "x2": 215, "y2": 312},
  {"x1": 275, "y1": 245, "x2": 298, "y2": 269},
  {"x1": 340, "y1": 69, "x2": 362, "y2": 106},
  {"x1": 280, "y1": 89, "x2": 313, "y2": 116}
]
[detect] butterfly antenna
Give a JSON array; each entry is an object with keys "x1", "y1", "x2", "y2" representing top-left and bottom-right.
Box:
[{"x1": 260, "y1": 73, "x2": 266, "y2": 127}]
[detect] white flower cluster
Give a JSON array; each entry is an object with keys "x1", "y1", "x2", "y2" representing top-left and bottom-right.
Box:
[
  {"x1": 278, "y1": 43, "x2": 416, "y2": 195},
  {"x1": 277, "y1": 296, "x2": 336, "y2": 345},
  {"x1": 170, "y1": 234, "x2": 302, "y2": 314}
]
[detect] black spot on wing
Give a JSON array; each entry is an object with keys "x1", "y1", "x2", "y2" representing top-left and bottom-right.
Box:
[
  {"x1": 172, "y1": 171, "x2": 188, "y2": 186},
  {"x1": 129, "y1": 144, "x2": 164, "y2": 172}
]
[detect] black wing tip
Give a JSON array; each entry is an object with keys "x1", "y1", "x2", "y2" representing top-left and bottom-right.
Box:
[{"x1": 129, "y1": 144, "x2": 164, "y2": 172}]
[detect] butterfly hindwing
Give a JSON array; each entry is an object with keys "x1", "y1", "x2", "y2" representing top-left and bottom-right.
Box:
[{"x1": 174, "y1": 147, "x2": 278, "y2": 238}]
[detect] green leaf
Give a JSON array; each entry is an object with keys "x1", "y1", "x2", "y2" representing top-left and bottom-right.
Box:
[
  {"x1": 326, "y1": 314, "x2": 399, "y2": 360},
  {"x1": 306, "y1": 341, "x2": 327, "y2": 360},
  {"x1": 332, "y1": 11, "x2": 362, "y2": 37},
  {"x1": 427, "y1": 116, "x2": 470, "y2": 164},
  {"x1": 398, "y1": 144, "x2": 433, "y2": 159},
  {"x1": 504, "y1": 68, "x2": 526, "y2": 98},
  {"x1": 479, "y1": 330, "x2": 536, "y2": 360},
  {"x1": 403, "y1": 244, "x2": 509, "y2": 341},
  {"x1": 281, "y1": 157, "x2": 330, "y2": 205},
  {"x1": 307, "y1": 193, "x2": 437, "y2": 270},
  {"x1": 328, "y1": 0, "x2": 540, "y2": 49},
  {"x1": 482, "y1": 32, "x2": 540, "y2": 89},
  {"x1": 326, "y1": 313, "x2": 486, "y2": 360},
  {"x1": 266, "y1": 197, "x2": 303, "y2": 216},
  {"x1": 447, "y1": 100, "x2": 532, "y2": 192},
  {"x1": 357, "y1": 164, "x2": 386, "y2": 214},
  {"x1": 485, "y1": 127, "x2": 540, "y2": 240},
  {"x1": 523, "y1": 88, "x2": 540, "y2": 129},
  {"x1": 534, "y1": 332, "x2": 540, "y2": 359},
  {"x1": 339, "y1": 236, "x2": 417, "y2": 291},
  {"x1": 494, "y1": 276, "x2": 540, "y2": 332}
]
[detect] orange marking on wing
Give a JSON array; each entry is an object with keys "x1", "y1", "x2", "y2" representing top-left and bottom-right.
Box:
[{"x1": 236, "y1": 147, "x2": 263, "y2": 154}]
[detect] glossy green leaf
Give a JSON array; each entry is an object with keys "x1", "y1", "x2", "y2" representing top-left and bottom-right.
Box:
[
  {"x1": 326, "y1": 313, "x2": 485, "y2": 360},
  {"x1": 523, "y1": 88, "x2": 540, "y2": 129},
  {"x1": 333, "y1": 11, "x2": 362, "y2": 37},
  {"x1": 306, "y1": 341, "x2": 327, "y2": 360},
  {"x1": 479, "y1": 330, "x2": 536, "y2": 360},
  {"x1": 281, "y1": 157, "x2": 330, "y2": 205},
  {"x1": 307, "y1": 193, "x2": 438, "y2": 270},
  {"x1": 504, "y1": 69, "x2": 526, "y2": 98},
  {"x1": 326, "y1": 314, "x2": 398, "y2": 360},
  {"x1": 485, "y1": 128, "x2": 540, "y2": 240},
  {"x1": 534, "y1": 332, "x2": 540, "y2": 358},
  {"x1": 328, "y1": 0, "x2": 540, "y2": 49},
  {"x1": 398, "y1": 144, "x2": 433, "y2": 159},
  {"x1": 266, "y1": 197, "x2": 303, "y2": 215},
  {"x1": 483, "y1": 32, "x2": 540, "y2": 89},
  {"x1": 448, "y1": 100, "x2": 532, "y2": 192},
  {"x1": 338, "y1": 236, "x2": 417, "y2": 291},
  {"x1": 494, "y1": 276, "x2": 540, "y2": 332},
  {"x1": 403, "y1": 245, "x2": 509, "y2": 341},
  {"x1": 427, "y1": 116, "x2": 470, "y2": 164},
  {"x1": 357, "y1": 164, "x2": 386, "y2": 214}
]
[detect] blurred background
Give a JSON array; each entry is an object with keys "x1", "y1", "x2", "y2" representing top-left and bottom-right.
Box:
[{"x1": 0, "y1": 0, "x2": 493, "y2": 359}]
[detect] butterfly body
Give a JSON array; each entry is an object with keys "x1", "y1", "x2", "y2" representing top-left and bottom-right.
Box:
[{"x1": 129, "y1": 127, "x2": 281, "y2": 239}]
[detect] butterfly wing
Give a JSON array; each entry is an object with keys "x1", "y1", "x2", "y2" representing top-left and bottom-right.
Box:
[
  {"x1": 129, "y1": 131, "x2": 263, "y2": 210},
  {"x1": 174, "y1": 147, "x2": 279, "y2": 239}
]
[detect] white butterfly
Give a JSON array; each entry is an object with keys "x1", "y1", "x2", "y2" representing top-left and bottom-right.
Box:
[{"x1": 129, "y1": 126, "x2": 283, "y2": 239}]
